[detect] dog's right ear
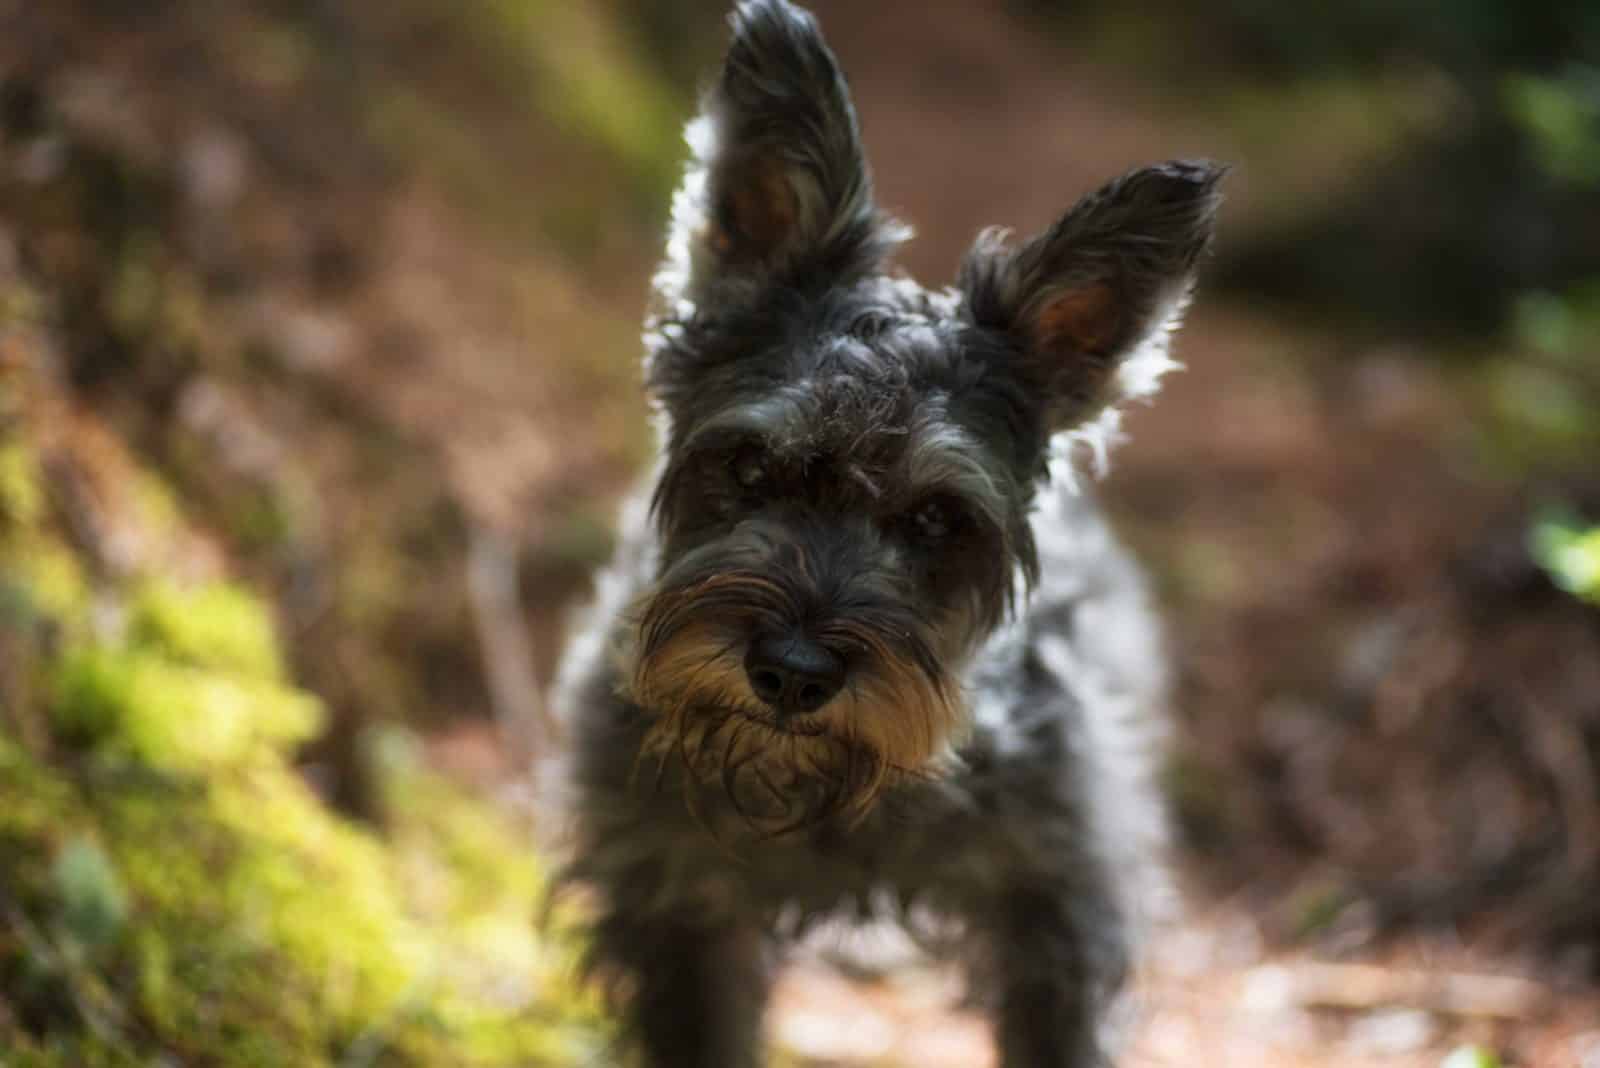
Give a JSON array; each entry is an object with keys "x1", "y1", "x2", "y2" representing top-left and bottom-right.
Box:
[
  {"x1": 959, "y1": 161, "x2": 1225, "y2": 438},
  {"x1": 655, "y1": 0, "x2": 905, "y2": 309}
]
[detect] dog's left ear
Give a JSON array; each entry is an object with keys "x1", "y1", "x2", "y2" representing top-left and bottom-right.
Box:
[
  {"x1": 960, "y1": 161, "x2": 1225, "y2": 433},
  {"x1": 659, "y1": 0, "x2": 904, "y2": 308}
]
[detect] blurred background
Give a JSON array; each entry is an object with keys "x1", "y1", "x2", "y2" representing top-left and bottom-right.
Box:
[{"x1": 1, "y1": 1, "x2": 1598, "y2": 1065}]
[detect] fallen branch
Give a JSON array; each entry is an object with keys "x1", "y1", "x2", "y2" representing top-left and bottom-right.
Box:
[
  {"x1": 1244, "y1": 961, "x2": 1548, "y2": 1021},
  {"x1": 465, "y1": 525, "x2": 550, "y2": 769}
]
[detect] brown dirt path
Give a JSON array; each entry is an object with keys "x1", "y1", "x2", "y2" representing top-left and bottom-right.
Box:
[{"x1": 763, "y1": 904, "x2": 1600, "y2": 1067}]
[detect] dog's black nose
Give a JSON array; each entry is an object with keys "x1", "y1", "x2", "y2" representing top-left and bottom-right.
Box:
[{"x1": 744, "y1": 634, "x2": 846, "y2": 717}]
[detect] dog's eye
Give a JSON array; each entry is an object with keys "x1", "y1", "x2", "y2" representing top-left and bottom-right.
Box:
[
  {"x1": 909, "y1": 498, "x2": 956, "y2": 541},
  {"x1": 731, "y1": 446, "x2": 770, "y2": 491}
]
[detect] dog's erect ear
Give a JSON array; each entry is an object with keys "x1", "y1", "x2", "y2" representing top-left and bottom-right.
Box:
[
  {"x1": 960, "y1": 161, "x2": 1224, "y2": 435},
  {"x1": 656, "y1": 0, "x2": 904, "y2": 308}
]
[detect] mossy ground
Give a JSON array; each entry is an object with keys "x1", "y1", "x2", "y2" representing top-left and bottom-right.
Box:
[
  {"x1": 0, "y1": 346, "x2": 605, "y2": 1066},
  {"x1": 1, "y1": 0, "x2": 686, "y2": 1053}
]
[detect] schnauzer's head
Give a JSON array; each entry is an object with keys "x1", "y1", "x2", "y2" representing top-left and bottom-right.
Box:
[{"x1": 624, "y1": 0, "x2": 1221, "y2": 826}]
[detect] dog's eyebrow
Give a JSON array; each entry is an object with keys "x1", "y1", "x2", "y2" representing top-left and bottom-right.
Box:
[
  {"x1": 683, "y1": 402, "x2": 789, "y2": 453},
  {"x1": 900, "y1": 420, "x2": 1010, "y2": 530},
  {"x1": 679, "y1": 422, "x2": 765, "y2": 458},
  {"x1": 682, "y1": 391, "x2": 816, "y2": 456}
]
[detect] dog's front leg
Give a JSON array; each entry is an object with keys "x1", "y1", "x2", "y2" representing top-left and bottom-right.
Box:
[
  {"x1": 983, "y1": 883, "x2": 1117, "y2": 1068},
  {"x1": 591, "y1": 904, "x2": 770, "y2": 1068}
]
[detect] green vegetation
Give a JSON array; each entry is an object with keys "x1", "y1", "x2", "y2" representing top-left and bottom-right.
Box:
[
  {"x1": 1470, "y1": 281, "x2": 1600, "y2": 478},
  {"x1": 0, "y1": 2, "x2": 686, "y2": 1048},
  {"x1": 1531, "y1": 512, "x2": 1600, "y2": 605},
  {"x1": 0, "y1": 729, "x2": 604, "y2": 1066},
  {"x1": 0, "y1": 370, "x2": 605, "y2": 1066},
  {"x1": 1441, "y1": 1046, "x2": 1503, "y2": 1068},
  {"x1": 1504, "y1": 66, "x2": 1600, "y2": 187},
  {"x1": 364, "y1": 0, "x2": 691, "y2": 256}
]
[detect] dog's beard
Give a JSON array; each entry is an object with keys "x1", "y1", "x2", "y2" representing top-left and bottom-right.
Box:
[{"x1": 623, "y1": 577, "x2": 963, "y2": 833}]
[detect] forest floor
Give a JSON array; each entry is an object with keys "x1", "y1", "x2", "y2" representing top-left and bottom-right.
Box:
[{"x1": 769, "y1": 907, "x2": 1600, "y2": 1068}]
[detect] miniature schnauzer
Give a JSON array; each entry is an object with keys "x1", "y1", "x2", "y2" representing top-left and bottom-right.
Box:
[{"x1": 555, "y1": 1, "x2": 1222, "y2": 1064}]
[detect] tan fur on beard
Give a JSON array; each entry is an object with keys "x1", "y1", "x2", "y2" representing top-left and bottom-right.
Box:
[
  {"x1": 622, "y1": 621, "x2": 746, "y2": 792},
  {"x1": 818, "y1": 616, "x2": 965, "y2": 777},
  {"x1": 623, "y1": 617, "x2": 964, "y2": 827},
  {"x1": 831, "y1": 657, "x2": 963, "y2": 805}
]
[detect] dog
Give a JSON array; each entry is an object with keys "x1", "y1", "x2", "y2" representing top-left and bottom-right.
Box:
[{"x1": 553, "y1": 1, "x2": 1222, "y2": 1064}]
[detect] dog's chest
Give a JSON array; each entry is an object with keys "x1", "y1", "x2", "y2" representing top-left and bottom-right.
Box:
[
  {"x1": 693, "y1": 718, "x2": 1061, "y2": 920},
  {"x1": 721, "y1": 793, "x2": 1001, "y2": 919}
]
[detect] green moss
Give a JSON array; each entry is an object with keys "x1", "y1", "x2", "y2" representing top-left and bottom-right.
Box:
[
  {"x1": 126, "y1": 468, "x2": 184, "y2": 548},
  {"x1": 0, "y1": 102, "x2": 604, "y2": 1061},
  {"x1": 0, "y1": 735, "x2": 84, "y2": 848},
  {"x1": 0, "y1": 738, "x2": 409, "y2": 1064},
  {"x1": 2, "y1": 1043, "x2": 146, "y2": 1068},
  {"x1": 126, "y1": 764, "x2": 428, "y2": 1053},
  {"x1": 0, "y1": 442, "x2": 44, "y2": 528},
  {"x1": 51, "y1": 647, "x2": 322, "y2": 772},
  {"x1": 1, "y1": 534, "x2": 90, "y2": 627},
  {"x1": 4, "y1": 559, "x2": 602, "y2": 1062},
  {"x1": 370, "y1": 726, "x2": 606, "y2": 1064},
  {"x1": 52, "y1": 837, "x2": 130, "y2": 953},
  {"x1": 128, "y1": 579, "x2": 287, "y2": 682},
  {"x1": 2, "y1": 717, "x2": 604, "y2": 1064}
]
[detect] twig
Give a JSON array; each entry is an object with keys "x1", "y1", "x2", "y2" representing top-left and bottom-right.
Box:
[
  {"x1": 1252, "y1": 961, "x2": 1548, "y2": 1021},
  {"x1": 465, "y1": 524, "x2": 549, "y2": 769}
]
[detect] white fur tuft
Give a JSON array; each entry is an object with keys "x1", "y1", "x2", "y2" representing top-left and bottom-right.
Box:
[{"x1": 1055, "y1": 281, "x2": 1192, "y2": 484}]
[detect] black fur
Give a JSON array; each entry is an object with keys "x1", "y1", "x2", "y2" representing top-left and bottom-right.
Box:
[{"x1": 554, "y1": 2, "x2": 1223, "y2": 1064}]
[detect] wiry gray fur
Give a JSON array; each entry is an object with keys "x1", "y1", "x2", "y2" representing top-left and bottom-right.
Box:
[{"x1": 552, "y1": 2, "x2": 1222, "y2": 1065}]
